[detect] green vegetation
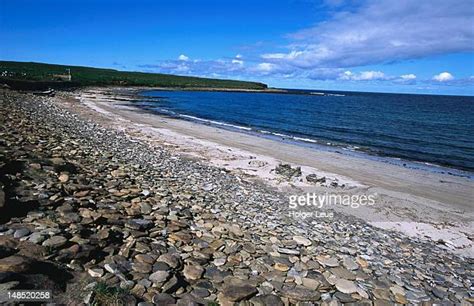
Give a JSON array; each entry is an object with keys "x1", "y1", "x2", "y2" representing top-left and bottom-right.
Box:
[
  {"x1": 0, "y1": 60, "x2": 267, "y2": 89},
  {"x1": 91, "y1": 282, "x2": 129, "y2": 306}
]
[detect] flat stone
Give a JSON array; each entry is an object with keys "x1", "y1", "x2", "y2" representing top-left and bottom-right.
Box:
[
  {"x1": 132, "y1": 262, "x2": 152, "y2": 274},
  {"x1": 126, "y1": 219, "x2": 154, "y2": 231},
  {"x1": 335, "y1": 279, "x2": 358, "y2": 294},
  {"x1": 28, "y1": 232, "x2": 46, "y2": 244},
  {"x1": 274, "y1": 263, "x2": 290, "y2": 272},
  {"x1": 14, "y1": 228, "x2": 30, "y2": 239},
  {"x1": 342, "y1": 257, "x2": 359, "y2": 270},
  {"x1": 157, "y1": 253, "x2": 181, "y2": 269},
  {"x1": 220, "y1": 282, "x2": 258, "y2": 302},
  {"x1": 183, "y1": 264, "x2": 204, "y2": 281},
  {"x1": 330, "y1": 267, "x2": 356, "y2": 280},
  {"x1": 58, "y1": 173, "x2": 69, "y2": 183},
  {"x1": 152, "y1": 293, "x2": 176, "y2": 305},
  {"x1": 42, "y1": 235, "x2": 67, "y2": 249},
  {"x1": 281, "y1": 285, "x2": 321, "y2": 301},
  {"x1": 213, "y1": 257, "x2": 227, "y2": 267},
  {"x1": 0, "y1": 256, "x2": 32, "y2": 273},
  {"x1": 250, "y1": 294, "x2": 284, "y2": 306},
  {"x1": 316, "y1": 256, "x2": 339, "y2": 267},
  {"x1": 302, "y1": 277, "x2": 321, "y2": 290},
  {"x1": 149, "y1": 270, "x2": 170, "y2": 284},
  {"x1": 293, "y1": 236, "x2": 312, "y2": 246},
  {"x1": 277, "y1": 247, "x2": 300, "y2": 255},
  {"x1": 88, "y1": 268, "x2": 104, "y2": 278}
]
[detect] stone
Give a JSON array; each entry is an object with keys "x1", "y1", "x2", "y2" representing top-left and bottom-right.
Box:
[
  {"x1": 302, "y1": 277, "x2": 321, "y2": 290},
  {"x1": 220, "y1": 282, "x2": 258, "y2": 302},
  {"x1": 342, "y1": 257, "x2": 359, "y2": 270},
  {"x1": 88, "y1": 268, "x2": 104, "y2": 278},
  {"x1": 149, "y1": 270, "x2": 169, "y2": 284},
  {"x1": 335, "y1": 279, "x2": 358, "y2": 294},
  {"x1": 13, "y1": 228, "x2": 30, "y2": 239},
  {"x1": 58, "y1": 173, "x2": 69, "y2": 183},
  {"x1": 126, "y1": 219, "x2": 154, "y2": 231},
  {"x1": 28, "y1": 232, "x2": 46, "y2": 244},
  {"x1": 306, "y1": 174, "x2": 326, "y2": 184},
  {"x1": 293, "y1": 235, "x2": 312, "y2": 246},
  {"x1": 0, "y1": 256, "x2": 32, "y2": 273},
  {"x1": 152, "y1": 293, "x2": 176, "y2": 305},
  {"x1": 250, "y1": 294, "x2": 284, "y2": 306},
  {"x1": 183, "y1": 264, "x2": 204, "y2": 281},
  {"x1": 157, "y1": 253, "x2": 181, "y2": 269},
  {"x1": 213, "y1": 257, "x2": 227, "y2": 267},
  {"x1": 274, "y1": 263, "x2": 290, "y2": 272},
  {"x1": 317, "y1": 256, "x2": 339, "y2": 267},
  {"x1": 42, "y1": 236, "x2": 67, "y2": 249},
  {"x1": 281, "y1": 285, "x2": 321, "y2": 301},
  {"x1": 275, "y1": 164, "x2": 302, "y2": 178},
  {"x1": 277, "y1": 247, "x2": 300, "y2": 255}
]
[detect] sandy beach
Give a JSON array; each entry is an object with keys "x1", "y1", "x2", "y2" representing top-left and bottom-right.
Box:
[{"x1": 70, "y1": 87, "x2": 474, "y2": 257}]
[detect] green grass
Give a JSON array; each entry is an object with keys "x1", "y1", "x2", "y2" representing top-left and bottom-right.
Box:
[
  {"x1": 91, "y1": 282, "x2": 129, "y2": 306},
  {"x1": 0, "y1": 60, "x2": 267, "y2": 89}
]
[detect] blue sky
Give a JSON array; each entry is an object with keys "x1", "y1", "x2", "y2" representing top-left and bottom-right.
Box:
[{"x1": 1, "y1": 0, "x2": 473, "y2": 95}]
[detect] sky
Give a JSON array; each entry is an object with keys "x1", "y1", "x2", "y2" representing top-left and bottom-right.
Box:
[{"x1": 1, "y1": 0, "x2": 474, "y2": 95}]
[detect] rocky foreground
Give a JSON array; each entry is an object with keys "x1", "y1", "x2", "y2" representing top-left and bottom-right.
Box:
[{"x1": 0, "y1": 89, "x2": 473, "y2": 305}]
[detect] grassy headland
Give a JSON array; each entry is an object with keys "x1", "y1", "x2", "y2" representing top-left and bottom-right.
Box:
[{"x1": 0, "y1": 60, "x2": 268, "y2": 90}]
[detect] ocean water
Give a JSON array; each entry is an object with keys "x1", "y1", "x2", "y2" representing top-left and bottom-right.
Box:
[{"x1": 136, "y1": 90, "x2": 474, "y2": 175}]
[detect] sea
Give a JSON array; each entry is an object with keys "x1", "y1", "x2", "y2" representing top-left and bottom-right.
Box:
[{"x1": 134, "y1": 89, "x2": 474, "y2": 178}]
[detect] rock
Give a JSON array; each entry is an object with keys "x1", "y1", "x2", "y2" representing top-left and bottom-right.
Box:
[
  {"x1": 275, "y1": 164, "x2": 302, "y2": 178},
  {"x1": 250, "y1": 294, "x2": 284, "y2": 306},
  {"x1": 149, "y1": 270, "x2": 169, "y2": 284},
  {"x1": 183, "y1": 264, "x2": 204, "y2": 281},
  {"x1": 13, "y1": 228, "x2": 30, "y2": 239},
  {"x1": 28, "y1": 232, "x2": 47, "y2": 244},
  {"x1": 126, "y1": 219, "x2": 154, "y2": 231},
  {"x1": 42, "y1": 236, "x2": 67, "y2": 249},
  {"x1": 152, "y1": 293, "x2": 176, "y2": 305},
  {"x1": 335, "y1": 279, "x2": 358, "y2": 294},
  {"x1": 293, "y1": 235, "x2": 312, "y2": 246},
  {"x1": 0, "y1": 281, "x2": 19, "y2": 291},
  {"x1": 219, "y1": 282, "x2": 258, "y2": 302},
  {"x1": 213, "y1": 257, "x2": 227, "y2": 267},
  {"x1": 281, "y1": 285, "x2": 321, "y2": 301},
  {"x1": 302, "y1": 277, "x2": 321, "y2": 290},
  {"x1": 306, "y1": 174, "x2": 326, "y2": 184},
  {"x1": 274, "y1": 263, "x2": 290, "y2": 272},
  {"x1": 277, "y1": 247, "x2": 300, "y2": 255},
  {"x1": 58, "y1": 173, "x2": 69, "y2": 183},
  {"x1": 342, "y1": 257, "x2": 359, "y2": 270},
  {"x1": 132, "y1": 262, "x2": 152, "y2": 274},
  {"x1": 157, "y1": 253, "x2": 181, "y2": 269},
  {"x1": 316, "y1": 256, "x2": 339, "y2": 267},
  {"x1": 0, "y1": 255, "x2": 32, "y2": 273},
  {"x1": 104, "y1": 263, "x2": 120, "y2": 274},
  {"x1": 88, "y1": 268, "x2": 104, "y2": 278}
]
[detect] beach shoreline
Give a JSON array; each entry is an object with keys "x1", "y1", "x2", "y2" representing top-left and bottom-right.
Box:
[
  {"x1": 69, "y1": 87, "x2": 474, "y2": 257},
  {"x1": 2, "y1": 88, "x2": 473, "y2": 304}
]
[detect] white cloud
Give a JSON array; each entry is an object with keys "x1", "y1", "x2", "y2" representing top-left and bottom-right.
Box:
[
  {"x1": 232, "y1": 59, "x2": 244, "y2": 65},
  {"x1": 433, "y1": 72, "x2": 454, "y2": 82},
  {"x1": 178, "y1": 54, "x2": 189, "y2": 61},
  {"x1": 339, "y1": 70, "x2": 386, "y2": 81},
  {"x1": 256, "y1": 63, "x2": 275, "y2": 72},
  {"x1": 261, "y1": 0, "x2": 474, "y2": 69},
  {"x1": 401, "y1": 74, "x2": 416, "y2": 80}
]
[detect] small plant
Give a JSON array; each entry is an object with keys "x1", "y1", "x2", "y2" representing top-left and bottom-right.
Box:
[{"x1": 92, "y1": 282, "x2": 129, "y2": 306}]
